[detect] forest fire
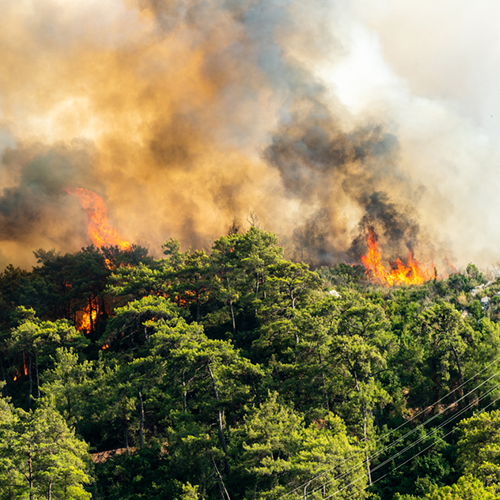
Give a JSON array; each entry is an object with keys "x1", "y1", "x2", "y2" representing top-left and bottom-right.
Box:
[
  {"x1": 66, "y1": 188, "x2": 132, "y2": 251},
  {"x1": 76, "y1": 297, "x2": 99, "y2": 334},
  {"x1": 79, "y1": 309, "x2": 97, "y2": 333},
  {"x1": 361, "y1": 228, "x2": 435, "y2": 287},
  {"x1": 14, "y1": 352, "x2": 28, "y2": 381}
]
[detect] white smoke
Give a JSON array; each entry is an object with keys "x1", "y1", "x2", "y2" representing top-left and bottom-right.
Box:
[{"x1": 1, "y1": 0, "x2": 499, "y2": 269}]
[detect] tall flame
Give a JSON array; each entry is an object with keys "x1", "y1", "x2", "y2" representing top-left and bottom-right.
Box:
[
  {"x1": 66, "y1": 187, "x2": 132, "y2": 250},
  {"x1": 361, "y1": 228, "x2": 434, "y2": 287}
]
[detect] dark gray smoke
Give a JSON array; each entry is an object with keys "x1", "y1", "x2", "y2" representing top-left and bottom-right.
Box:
[
  {"x1": 265, "y1": 90, "x2": 419, "y2": 265},
  {"x1": 1, "y1": 0, "x2": 496, "y2": 270},
  {"x1": 0, "y1": 143, "x2": 98, "y2": 247}
]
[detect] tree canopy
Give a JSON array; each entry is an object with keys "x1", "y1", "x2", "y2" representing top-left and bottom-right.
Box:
[{"x1": 1, "y1": 228, "x2": 500, "y2": 498}]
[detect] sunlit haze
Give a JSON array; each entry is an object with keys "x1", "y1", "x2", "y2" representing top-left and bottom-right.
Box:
[{"x1": 1, "y1": 0, "x2": 499, "y2": 271}]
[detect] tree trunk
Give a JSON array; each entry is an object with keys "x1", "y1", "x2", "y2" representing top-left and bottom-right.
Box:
[
  {"x1": 354, "y1": 370, "x2": 372, "y2": 486},
  {"x1": 182, "y1": 370, "x2": 188, "y2": 412},
  {"x1": 450, "y1": 344, "x2": 465, "y2": 403},
  {"x1": 138, "y1": 390, "x2": 145, "y2": 450},
  {"x1": 35, "y1": 355, "x2": 40, "y2": 399},
  {"x1": 363, "y1": 406, "x2": 372, "y2": 486},
  {"x1": 303, "y1": 479, "x2": 313, "y2": 500},
  {"x1": 226, "y1": 277, "x2": 236, "y2": 336},
  {"x1": 211, "y1": 453, "x2": 232, "y2": 500},
  {"x1": 125, "y1": 424, "x2": 129, "y2": 455},
  {"x1": 229, "y1": 300, "x2": 236, "y2": 336},
  {"x1": 318, "y1": 354, "x2": 330, "y2": 412},
  {"x1": 431, "y1": 360, "x2": 441, "y2": 410},
  {"x1": 89, "y1": 297, "x2": 94, "y2": 335},
  {"x1": 207, "y1": 364, "x2": 230, "y2": 473},
  {"x1": 196, "y1": 293, "x2": 201, "y2": 323},
  {"x1": 29, "y1": 453, "x2": 33, "y2": 500},
  {"x1": 28, "y1": 354, "x2": 32, "y2": 409},
  {"x1": 98, "y1": 294, "x2": 108, "y2": 336},
  {"x1": 0, "y1": 352, "x2": 6, "y2": 384},
  {"x1": 66, "y1": 393, "x2": 72, "y2": 427}
]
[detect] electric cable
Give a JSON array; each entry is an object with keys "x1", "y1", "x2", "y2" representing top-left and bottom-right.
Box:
[
  {"x1": 316, "y1": 382, "x2": 500, "y2": 499},
  {"x1": 277, "y1": 355, "x2": 500, "y2": 499},
  {"x1": 306, "y1": 375, "x2": 500, "y2": 499},
  {"x1": 365, "y1": 394, "x2": 500, "y2": 494}
]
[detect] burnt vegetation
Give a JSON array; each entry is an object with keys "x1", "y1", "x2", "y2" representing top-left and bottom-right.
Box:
[{"x1": 1, "y1": 228, "x2": 500, "y2": 499}]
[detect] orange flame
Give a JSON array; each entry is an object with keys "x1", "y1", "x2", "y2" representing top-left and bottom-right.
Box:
[
  {"x1": 23, "y1": 351, "x2": 28, "y2": 376},
  {"x1": 79, "y1": 309, "x2": 97, "y2": 333},
  {"x1": 76, "y1": 297, "x2": 99, "y2": 333},
  {"x1": 66, "y1": 187, "x2": 132, "y2": 250},
  {"x1": 361, "y1": 228, "x2": 434, "y2": 287},
  {"x1": 446, "y1": 257, "x2": 457, "y2": 274}
]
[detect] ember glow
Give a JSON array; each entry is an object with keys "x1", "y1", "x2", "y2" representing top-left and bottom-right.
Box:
[
  {"x1": 79, "y1": 308, "x2": 97, "y2": 334},
  {"x1": 361, "y1": 228, "x2": 435, "y2": 287},
  {"x1": 66, "y1": 188, "x2": 132, "y2": 251},
  {"x1": 75, "y1": 296, "x2": 99, "y2": 333}
]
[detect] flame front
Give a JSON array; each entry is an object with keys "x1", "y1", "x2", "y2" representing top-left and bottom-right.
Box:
[
  {"x1": 66, "y1": 187, "x2": 132, "y2": 251},
  {"x1": 361, "y1": 228, "x2": 434, "y2": 287}
]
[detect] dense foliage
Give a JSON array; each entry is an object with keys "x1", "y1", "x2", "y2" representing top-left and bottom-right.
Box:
[{"x1": 2, "y1": 228, "x2": 500, "y2": 499}]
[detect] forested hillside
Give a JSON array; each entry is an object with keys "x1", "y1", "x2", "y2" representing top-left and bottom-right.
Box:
[{"x1": 1, "y1": 227, "x2": 500, "y2": 499}]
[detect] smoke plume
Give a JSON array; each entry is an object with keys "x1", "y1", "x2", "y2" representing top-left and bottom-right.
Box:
[{"x1": 1, "y1": 0, "x2": 499, "y2": 270}]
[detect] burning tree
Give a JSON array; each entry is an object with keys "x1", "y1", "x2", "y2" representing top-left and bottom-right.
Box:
[
  {"x1": 66, "y1": 188, "x2": 132, "y2": 251},
  {"x1": 360, "y1": 227, "x2": 435, "y2": 287}
]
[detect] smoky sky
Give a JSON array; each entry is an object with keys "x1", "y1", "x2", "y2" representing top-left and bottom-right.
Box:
[
  {"x1": 1, "y1": 0, "x2": 499, "y2": 270},
  {"x1": 0, "y1": 143, "x2": 97, "y2": 246}
]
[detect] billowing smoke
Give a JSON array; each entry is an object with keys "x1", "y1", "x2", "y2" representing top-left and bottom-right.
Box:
[
  {"x1": 1, "y1": 0, "x2": 499, "y2": 270},
  {"x1": 0, "y1": 142, "x2": 100, "y2": 264}
]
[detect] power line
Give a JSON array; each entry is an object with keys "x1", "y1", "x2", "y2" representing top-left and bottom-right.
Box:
[
  {"x1": 318, "y1": 381, "x2": 500, "y2": 499},
  {"x1": 307, "y1": 373, "x2": 500, "y2": 498},
  {"x1": 277, "y1": 355, "x2": 500, "y2": 499},
  {"x1": 366, "y1": 394, "x2": 500, "y2": 493}
]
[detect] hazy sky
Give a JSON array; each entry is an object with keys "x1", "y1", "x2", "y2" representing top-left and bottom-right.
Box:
[{"x1": 1, "y1": 0, "x2": 499, "y2": 270}]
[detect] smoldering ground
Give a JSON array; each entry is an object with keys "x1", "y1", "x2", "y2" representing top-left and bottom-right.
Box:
[{"x1": 1, "y1": 0, "x2": 499, "y2": 270}]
